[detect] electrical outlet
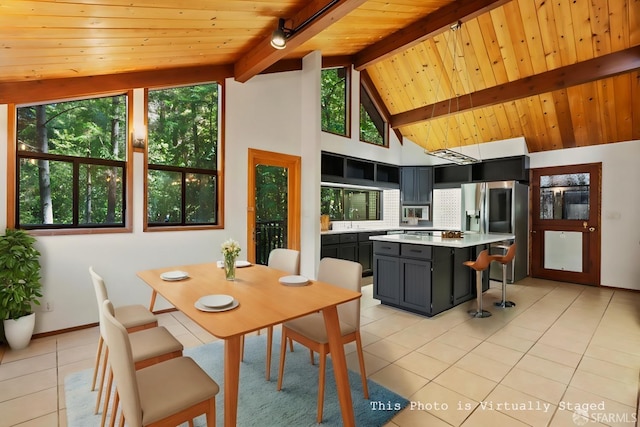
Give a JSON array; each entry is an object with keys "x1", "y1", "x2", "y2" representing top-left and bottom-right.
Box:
[{"x1": 41, "y1": 300, "x2": 53, "y2": 312}]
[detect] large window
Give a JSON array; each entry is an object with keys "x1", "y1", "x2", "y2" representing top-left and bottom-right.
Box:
[
  {"x1": 147, "y1": 83, "x2": 220, "y2": 227},
  {"x1": 15, "y1": 95, "x2": 127, "y2": 229},
  {"x1": 359, "y1": 84, "x2": 388, "y2": 146},
  {"x1": 321, "y1": 67, "x2": 349, "y2": 136},
  {"x1": 321, "y1": 186, "x2": 381, "y2": 221}
]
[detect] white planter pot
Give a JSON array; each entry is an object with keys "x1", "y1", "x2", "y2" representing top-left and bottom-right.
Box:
[{"x1": 3, "y1": 313, "x2": 36, "y2": 350}]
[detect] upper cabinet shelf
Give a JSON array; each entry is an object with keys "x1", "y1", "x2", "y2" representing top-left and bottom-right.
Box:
[
  {"x1": 321, "y1": 151, "x2": 400, "y2": 188},
  {"x1": 434, "y1": 155, "x2": 529, "y2": 186}
]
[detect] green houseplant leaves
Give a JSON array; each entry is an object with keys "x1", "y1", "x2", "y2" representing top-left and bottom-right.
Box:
[{"x1": 0, "y1": 229, "x2": 42, "y2": 320}]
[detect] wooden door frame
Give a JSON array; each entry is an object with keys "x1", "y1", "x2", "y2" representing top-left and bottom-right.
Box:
[
  {"x1": 530, "y1": 162, "x2": 602, "y2": 285},
  {"x1": 247, "y1": 148, "x2": 301, "y2": 263}
]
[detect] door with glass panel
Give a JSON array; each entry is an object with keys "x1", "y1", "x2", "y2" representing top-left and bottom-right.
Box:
[
  {"x1": 531, "y1": 163, "x2": 601, "y2": 285},
  {"x1": 247, "y1": 149, "x2": 300, "y2": 265}
]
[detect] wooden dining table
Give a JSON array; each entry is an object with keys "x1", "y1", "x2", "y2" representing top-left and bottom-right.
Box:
[{"x1": 137, "y1": 262, "x2": 361, "y2": 427}]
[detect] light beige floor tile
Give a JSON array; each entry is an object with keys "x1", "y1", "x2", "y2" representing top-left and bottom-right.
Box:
[
  {"x1": 56, "y1": 327, "x2": 100, "y2": 350},
  {"x1": 470, "y1": 341, "x2": 524, "y2": 366},
  {"x1": 416, "y1": 340, "x2": 468, "y2": 364},
  {"x1": 454, "y1": 352, "x2": 512, "y2": 383},
  {"x1": 365, "y1": 339, "x2": 413, "y2": 363},
  {"x1": 57, "y1": 341, "x2": 97, "y2": 366},
  {"x1": 435, "y1": 331, "x2": 483, "y2": 352},
  {"x1": 483, "y1": 384, "x2": 556, "y2": 426},
  {"x1": 433, "y1": 366, "x2": 497, "y2": 401},
  {"x1": 385, "y1": 328, "x2": 440, "y2": 350},
  {"x1": 577, "y1": 356, "x2": 638, "y2": 385},
  {"x1": 174, "y1": 331, "x2": 206, "y2": 348},
  {"x1": 559, "y1": 386, "x2": 638, "y2": 427},
  {"x1": 1, "y1": 339, "x2": 57, "y2": 364},
  {"x1": 57, "y1": 357, "x2": 95, "y2": 385},
  {"x1": 0, "y1": 368, "x2": 56, "y2": 403},
  {"x1": 500, "y1": 367, "x2": 567, "y2": 404},
  {"x1": 59, "y1": 408, "x2": 67, "y2": 427},
  {"x1": 528, "y1": 342, "x2": 583, "y2": 368},
  {"x1": 410, "y1": 382, "x2": 478, "y2": 426},
  {"x1": 390, "y1": 406, "x2": 452, "y2": 427},
  {"x1": 0, "y1": 352, "x2": 56, "y2": 381},
  {"x1": 13, "y1": 411, "x2": 58, "y2": 427},
  {"x1": 569, "y1": 370, "x2": 637, "y2": 407},
  {"x1": 450, "y1": 318, "x2": 505, "y2": 340},
  {"x1": 515, "y1": 354, "x2": 576, "y2": 384},
  {"x1": 549, "y1": 407, "x2": 609, "y2": 427},
  {"x1": 461, "y1": 406, "x2": 529, "y2": 427},
  {"x1": 484, "y1": 330, "x2": 535, "y2": 353},
  {"x1": 0, "y1": 387, "x2": 57, "y2": 426},
  {"x1": 348, "y1": 349, "x2": 390, "y2": 376},
  {"x1": 394, "y1": 352, "x2": 449, "y2": 380},
  {"x1": 585, "y1": 344, "x2": 640, "y2": 370},
  {"x1": 370, "y1": 364, "x2": 429, "y2": 398}
]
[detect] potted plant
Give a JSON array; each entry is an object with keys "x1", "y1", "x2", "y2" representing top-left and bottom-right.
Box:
[{"x1": 0, "y1": 229, "x2": 42, "y2": 349}]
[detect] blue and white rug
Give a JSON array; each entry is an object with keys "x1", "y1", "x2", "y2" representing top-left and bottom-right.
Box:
[{"x1": 65, "y1": 329, "x2": 408, "y2": 426}]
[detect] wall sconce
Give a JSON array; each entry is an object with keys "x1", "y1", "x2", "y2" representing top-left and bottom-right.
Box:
[{"x1": 132, "y1": 128, "x2": 146, "y2": 149}]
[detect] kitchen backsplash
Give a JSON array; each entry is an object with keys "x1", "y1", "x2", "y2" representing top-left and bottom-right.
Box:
[
  {"x1": 331, "y1": 189, "x2": 400, "y2": 230},
  {"x1": 432, "y1": 188, "x2": 462, "y2": 229}
]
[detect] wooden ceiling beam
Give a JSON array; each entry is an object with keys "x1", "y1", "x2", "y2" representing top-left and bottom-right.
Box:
[
  {"x1": 234, "y1": 0, "x2": 367, "y2": 83},
  {"x1": 0, "y1": 64, "x2": 234, "y2": 105},
  {"x1": 391, "y1": 46, "x2": 640, "y2": 129},
  {"x1": 353, "y1": 0, "x2": 510, "y2": 71}
]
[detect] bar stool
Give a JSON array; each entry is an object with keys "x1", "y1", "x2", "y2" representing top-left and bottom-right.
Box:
[
  {"x1": 464, "y1": 249, "x2": 492, "y2": 318},
  {"x1": 492, "y1": 243, "x2": 517, "y2": 308}
]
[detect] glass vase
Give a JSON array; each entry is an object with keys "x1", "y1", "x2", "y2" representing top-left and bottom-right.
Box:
[{"x1": 224, "y1": 257, "x2": 236, "y2": 281}]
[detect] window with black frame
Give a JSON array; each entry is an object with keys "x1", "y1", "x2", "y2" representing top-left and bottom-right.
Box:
[
  {"x1": 147, "y1": 83, "x2": 220, "y2": 227},
  {"x1": 359, "y1": 84, "x2": 387, "y2": 146},
  {"x1": 321, "y1": 186, "x2": 381, "y2": 221},
  {"x1": 321, "y1": 67, "x2": 349, "y2": 137},
  {"x1": 15, "y1": 95, "x2": 127, "y2": 229}
]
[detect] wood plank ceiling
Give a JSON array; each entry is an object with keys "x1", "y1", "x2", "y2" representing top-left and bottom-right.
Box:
[{"x1": 0, "y1": 0, "x2": 638, "y2": 153}]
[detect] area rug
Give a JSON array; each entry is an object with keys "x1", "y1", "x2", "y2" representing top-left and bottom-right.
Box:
[{"x1": 65, "y1": 329, "x2": 408, "y2": 426}]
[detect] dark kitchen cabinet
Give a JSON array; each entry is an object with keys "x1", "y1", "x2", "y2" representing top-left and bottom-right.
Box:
[
  {"x1": 321, "y1": 231, "x2": 386, "y2": 276},
  {"x1": 373, "y1": 242, "x2": 480, "y2": 316},
  {"x1": 401, "y1": 167, "x2": 433, "y2": 205},
  {"x1": 321, "y1": 151, "x2": 400, "y2": 189}
]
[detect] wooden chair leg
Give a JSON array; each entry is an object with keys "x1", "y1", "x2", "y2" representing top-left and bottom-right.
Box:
[
  {"x1": 118, "y1": 411, "x2": 125, "y2": 427},
  {"x1": 355, "y1": 331, "x2": 369, "y2": 399},
  {"x1": 91, "y1": 336, "x2": 104, "y2": 391},
  {"x1": 276, "y1": 330, "x2": 288, "y2": 391},
  {"x1": 317, "y1": 350, "x2": 327, "y2": 424},
  {"x1": 288, "y1": 337, "x2": 294, "y2": 352},
  {"x1": 188, "y1": 421, "x2": 194, "y2": 427},
  {"x1": 240, "y1": 335, "x2": 245, "y2": 362},
  {"x1": 309, "y1": 349, "x2": 315, "y2": 365},
  {"x1": 266, "y1": 326, "x2": 273, "y2": 380},
  {"x1": 95, "y1": 347, "x2": 109, "y2": 414},
  {"x1": 100, "y1": 368, "x2": 114, "y2": 427},
  {"x1": 206, "y1": 397, "x2": 216, "y2": 427},
  {"x1": 109, "y1": 390, "x2": 119, "y2": 427}
]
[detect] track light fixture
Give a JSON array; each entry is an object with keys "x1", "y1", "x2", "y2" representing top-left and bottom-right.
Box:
[{"x1": 270, "y1": 18, "x2": 292, "y2": 50}]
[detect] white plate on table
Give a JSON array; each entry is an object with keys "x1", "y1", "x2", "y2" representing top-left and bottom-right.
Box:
[
  {"x1": 199, "y1": 294, "x2": 234, "y2": 308},
  {"x1": 194, "y1": 298, "x2": 239, "y2": 313},
  {"x1": 279, "y1": 275, "x2": 310, "y2": 286},
  {"x1": 217, "y1": 260, "x2": 252, "y2": 268},
  {"x1": 160, "y1": 270, "x2": 189, "y2": 281}
]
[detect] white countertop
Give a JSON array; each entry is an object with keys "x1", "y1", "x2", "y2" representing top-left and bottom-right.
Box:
[
  {"x1": 321, "y1": 226, "x2": 458, "y2": 235},
  {"x1": 369, "y1": 233, "x2": 515, "y2": 248}
]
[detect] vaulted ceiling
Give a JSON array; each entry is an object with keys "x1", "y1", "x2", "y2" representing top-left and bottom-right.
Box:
[{"x1": 1, "y1": 0, "x2": 638, "y2": 153}]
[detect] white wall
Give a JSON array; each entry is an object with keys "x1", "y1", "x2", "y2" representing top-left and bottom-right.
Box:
[
  {"x1": 1, "y1": 58, "x2": 639, "y2": 334},
  {"x1": 529, "y1": 140, "x2": 640, "y2": 290}
]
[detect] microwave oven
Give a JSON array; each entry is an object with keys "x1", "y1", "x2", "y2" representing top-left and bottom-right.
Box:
[{"x1": 402, "y1": 206, "x2": 429, "y2": 223}]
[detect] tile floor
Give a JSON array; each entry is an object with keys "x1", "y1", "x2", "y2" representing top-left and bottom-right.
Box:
[{"x1": 1, "y1": 277, "x2": 639, "y2": 427}]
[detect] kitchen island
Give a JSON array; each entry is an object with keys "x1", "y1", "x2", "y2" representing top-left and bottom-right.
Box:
[{"x1": 370, "y1": 233, "x2": 514, "y2": 316}]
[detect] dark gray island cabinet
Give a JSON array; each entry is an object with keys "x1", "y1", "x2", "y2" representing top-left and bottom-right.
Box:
[{"x1": 371, "y1": 233, "x2": 514, "y2": 317}]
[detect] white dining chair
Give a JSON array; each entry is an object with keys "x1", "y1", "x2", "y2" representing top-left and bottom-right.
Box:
[
  {"x1": 101, "y1": 300, "x2": 219, "y2": 427},
  {"x1": 276, "y1": 257, "x2": 369, "y2": 423},
  {"x1": 240, "y1": 248, "x2": 300, "y2": 380}
]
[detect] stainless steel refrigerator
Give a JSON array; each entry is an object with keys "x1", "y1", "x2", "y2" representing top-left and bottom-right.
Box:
[{"x1": 460, "y1": 181, "x2": 529, "y2": 283}]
